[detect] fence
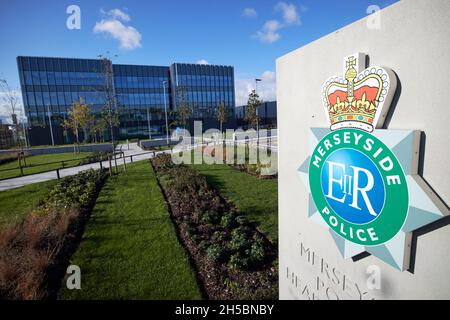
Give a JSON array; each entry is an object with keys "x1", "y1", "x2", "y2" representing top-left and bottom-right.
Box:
[{"x1": 0, "y1": 150, "x2": 159, "y2": 182}]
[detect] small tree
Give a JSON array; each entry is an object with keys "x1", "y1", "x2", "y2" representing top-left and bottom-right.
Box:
[
  {"x1": 89, "y1": 117, "x2": 107, "y2": 143},
  {"x1": 100, "y1": 105, "x2": 120, "y2": 143},
  {"x1": 99, "y1": 57, "x2": 120, "y2": 145},
  {"x1": 244, "y1": 89, "x2": 261, "y2": 130},
  {"x1": 216, "y1": 101, "x2": 228, "y2": 133},
  {"x1": 174, "y1": 87, "x2": 192, "y2": 131},
  {"x1": 63, "y1": 98, "x2": 94, "y2": 146}
]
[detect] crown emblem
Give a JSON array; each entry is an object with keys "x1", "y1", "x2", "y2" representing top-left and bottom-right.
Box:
[{"x1": 322, "y1": 53, "x2": 397, "y2": 132}]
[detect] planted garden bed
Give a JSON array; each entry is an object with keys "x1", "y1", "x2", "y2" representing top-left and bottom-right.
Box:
[
  {"x1": 201, "y1": 144, "x2": 277, "y2": 180},
  {"x1": 152, "y1": 153, "x2": 278, "y2": 300},
  {"x1": 0, "y1": 169, "x2": 107, "y2": 299}
]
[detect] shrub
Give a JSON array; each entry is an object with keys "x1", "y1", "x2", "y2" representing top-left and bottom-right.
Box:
[
  {"x1": 249, "y1": 240, "x2": 265, "y2": 266},
  {"x1": 37, "y1": 169, "x2": 106, "y2": 214},
  {"x1": 201, "y1": 211, "x2": 220, "y2": 225},
  {"x1": 229, "y1": 252, "x2": 250, "y2": 270},
  {"x1": 230, "y1": 227, "x2": 250, "y2": 252},
  {"x1": 212, "y1": 230, "x2": 226, "y2": 243},
  {"x1": 152, "y1": 153, "x2": 173, "y2": 171},
  {"x1": 199, "y1": 240, "x2": 210, "y2": 250},
  {"x1": 206, "y1": 244, "x2": 226, "y2": 263},
  {"x1": 220, "y1": 213, "x2": 236, "y2": 229}
]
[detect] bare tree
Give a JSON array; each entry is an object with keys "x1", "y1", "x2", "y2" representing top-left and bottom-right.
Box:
[
  {"x1": 0, "y1": 79, "x2": 25, "y2": 148},
  {"x1": 98, "y1": 56, "x2": 120, "y2": 147},
  {"x1": 174, "y1": 86, "x2": 192, "y2": 131}
]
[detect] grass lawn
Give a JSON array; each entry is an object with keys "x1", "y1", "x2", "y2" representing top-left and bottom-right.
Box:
[
  {"x1": 60, "y1": 160, "x2": 202, "y2": 300},
  {"x1": 192, "y1": 163, "x2": 278, "y2": 245},
  {"x1": 28, "y1": 142, "x2": 112, "y2": 149},
  {"x1": 0, "y1": 152, "x2": 94, "y2": 180},
  {"x1": 0, "y1": 179, "x2": 59, "y2": 230}
]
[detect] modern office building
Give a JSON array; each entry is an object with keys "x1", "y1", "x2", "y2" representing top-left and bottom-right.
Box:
[
  {"x1": 17, "y1": 56, "x2": 235, "y2": 146},
  {"x1": 235, "y1": 100, "x2": 277, "y2": 129}
]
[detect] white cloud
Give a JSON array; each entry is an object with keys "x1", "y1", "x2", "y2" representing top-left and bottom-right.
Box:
[
  {"x1": 254, "y1": 20, "x2": 282, "y2": 44},
  {"x1": 242, "y1": 8, "x2": 257, "y2": 18},
  {"x1": 235, "y1": 71, "x2": 276, "y2": 106},
  {"x1": 108, "y1": 9, "x2": 130, "y2": 22},
  {"x1": 275, "y1": 2, "x2": 301, "y2": 25},
  {"x1": 196, "y1": 59, "x2": 209, "y2": 65},
  {"x1": 93, "y1": 9, "x2": 142, "y2": 50},
  {"x1": 253, "y1": 2, "x2": 304, "y2": 44}
]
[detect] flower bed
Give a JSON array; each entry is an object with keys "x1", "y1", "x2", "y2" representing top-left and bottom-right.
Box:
[
  {"x1": 152, "y1": 153, "x2": 278, "y2": 299},
  {"x1": 0, "y1": 169, "x2": 107, "y2": 299},
  {"x1": 202, "y1": 145, "x2": 277, "y2": 180}
]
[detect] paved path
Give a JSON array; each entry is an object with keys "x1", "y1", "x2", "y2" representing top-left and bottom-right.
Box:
[
  {"x1": 0, "y1": 143, "x2": 157, "y2": 191},
  {"x1": 0, "y1": 138, "x2": 278, "y2": 192}
]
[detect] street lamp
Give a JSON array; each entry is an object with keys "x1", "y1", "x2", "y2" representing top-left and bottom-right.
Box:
[
  {"x1": 162, "y1": 80, "x2": 169, "y2": 144},
  {"x1": 46, "y1": 104, "x2": 55, "y2": 146},
  {"x1": 146, "y1": 106, "x2": 151, "y2": 140},
  {"x1": 255, "y1": 78, "x2": 262, "y2": 140}
]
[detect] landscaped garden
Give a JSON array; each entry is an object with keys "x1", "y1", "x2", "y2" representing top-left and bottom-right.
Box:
[
  {"x1": 0, "y1": 144, "x2": 279, "y2": 300},
  {"x1": 0, "y1": 169, "x2": 107, "y2": 299},
  {"x1": 184, "y1": 144, "x2": 278, "y2": 244},
  {"x1": 152, "y1": 153, "x2": 278, "y2": 299},
  {"x1": 0, "y1": 179, "x2": 59, "y2": 230},
  {"x1": 192, "y1": 163, "x2": 278, "y2": 245},
  {"x1": 60, "y1": 160, "x2": 202, "y2": 299}
]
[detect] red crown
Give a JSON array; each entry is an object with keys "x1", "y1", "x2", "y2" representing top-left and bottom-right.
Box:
[{"x1": 322, "y1": 53, "x2": 397, "y2": 132}]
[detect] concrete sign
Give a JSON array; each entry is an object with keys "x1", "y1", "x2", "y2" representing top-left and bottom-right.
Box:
[
  {"x1": 278, "y1": 0, "x2": 450, "y2": 299},
  {"x1": 297, "y1": 54, "x2": 446, "y2": 271}
]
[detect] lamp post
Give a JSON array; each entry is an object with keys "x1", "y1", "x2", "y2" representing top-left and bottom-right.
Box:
[
  {"x1": 46, "y1": 104, "x2": 55, "y2": 146},
  {"x1": 162, "y1": 80, "x2": 169, "y2": 144},
  {"x1": 146, "y1": 106, "x2": 151, "y2": 140},
  {"x1": 255, "y1": 78, "x2": 262, "y2": 141}
]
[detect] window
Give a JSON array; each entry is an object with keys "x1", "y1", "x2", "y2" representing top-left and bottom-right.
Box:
[
  {"x1": 24, "y1": 71, "x2": 33, "y2": 85},
  {"x1": 42, "y1": 92, "x2": 51, "y2": 106},
  {"x1": 50, "y1": 92, "x2": 58, "y2": 105},
  {"x1": 57, "y1": 92, "x2": 65, "y2": 106},
  {"x1": 35, "y1": 92, "x2": 43, "y2": 106},
  {"x1": 27, "y1": 92, "x2": 36, "y2": 106},
  {"x1": 32, "y1": 71, "x2": 40, "y2": 85}
]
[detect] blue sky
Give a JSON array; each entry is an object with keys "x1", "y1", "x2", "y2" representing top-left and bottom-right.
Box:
[{"x1": 0, "y1": 0, "x2": 398, "y2": 118}]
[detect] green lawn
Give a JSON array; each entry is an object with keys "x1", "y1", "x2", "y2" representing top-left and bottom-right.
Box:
[
  {"x1": 60, "y1": 160, "x2": 202, "y2": 300},
  {"x1": 0, "y1": 152, "x2": 94, "y2": 180},
  {"x1": 192, "y1": 163, "x2": 278, "y2": 245},
  {"x1": 0, "y1": 179, "x2": 59, "y2": 230},
  {"x1": 28, "y1": 142, "x2": 112, "y2": 149}
]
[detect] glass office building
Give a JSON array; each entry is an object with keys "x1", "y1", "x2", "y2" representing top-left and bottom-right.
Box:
[
  {"x1": 235, "y1": 101, "x2": 277, "y2": 129},
  {"x1": 17, "y1": 56, "x2": 235, "y2": 146},
  {"x1": 169, "y1": 63, "x2": 235, "y2": 119}
]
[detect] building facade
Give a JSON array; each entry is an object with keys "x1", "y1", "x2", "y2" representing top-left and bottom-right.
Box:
[
  {"x1": 236, "y1": 100, "x2": 277, "y2": 129},
  {"x1": 17, "y1": 56, "x2": 235, "y2": 146}
]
